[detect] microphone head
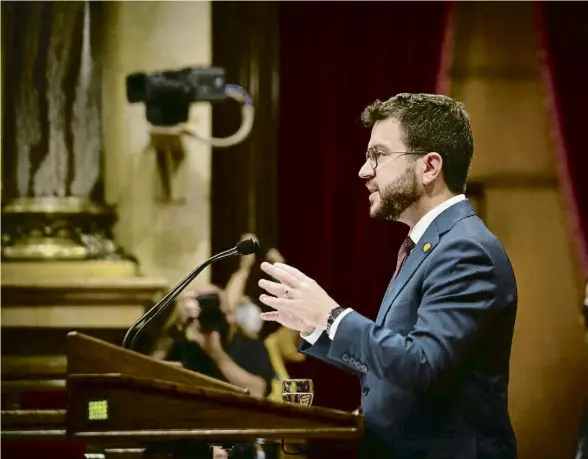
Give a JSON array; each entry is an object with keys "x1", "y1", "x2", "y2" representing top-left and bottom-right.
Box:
[{"x1": 236, "y1": 238, "x2": 260, "y2": 255}]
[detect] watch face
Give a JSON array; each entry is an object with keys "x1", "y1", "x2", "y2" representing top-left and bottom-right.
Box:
[{"x1": 328, "y1": 307, "x2": 343, "y2": 330}]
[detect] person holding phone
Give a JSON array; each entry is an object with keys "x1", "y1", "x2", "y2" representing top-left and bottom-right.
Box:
[{"x1": 152, "y1": 285, "x2": 274, "y2": 398}]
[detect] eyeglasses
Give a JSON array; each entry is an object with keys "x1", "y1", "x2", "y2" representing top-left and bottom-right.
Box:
[{"x1": 365, "y1": 147, "x2": 428, "y2": 170}]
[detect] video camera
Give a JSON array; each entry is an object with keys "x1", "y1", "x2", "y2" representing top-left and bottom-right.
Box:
[
  {"x1": 126, "y1": 67, "x2": 227, "y2": 126},
  {"x1": 125, "y1": 65, "x2": 254, "y2": 148}
]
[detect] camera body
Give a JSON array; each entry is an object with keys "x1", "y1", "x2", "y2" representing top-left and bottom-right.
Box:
[
  {"x1": 196, "y1": 292, "x2": 230, "y2": 345},
  {"x1": 126, "y1": 66, "x2": 226, "y2": 126}
]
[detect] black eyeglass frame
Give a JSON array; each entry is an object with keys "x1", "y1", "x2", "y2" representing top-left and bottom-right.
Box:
[{"x1": 365, "y1": 147, "x2": 429, "y2": 170}]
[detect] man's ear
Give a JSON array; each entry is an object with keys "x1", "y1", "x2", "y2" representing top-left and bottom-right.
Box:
[{"x1": 421, "y1": 152, "x2": 443, "y2": 186}]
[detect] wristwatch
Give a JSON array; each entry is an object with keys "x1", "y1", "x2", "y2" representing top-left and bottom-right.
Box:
[{"x1": 326, "y1": 307, "x2": 345, "y2": 334}]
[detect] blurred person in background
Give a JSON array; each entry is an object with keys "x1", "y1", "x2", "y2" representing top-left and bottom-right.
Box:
[
  {"x1": 233, "y1": 296, "x2": 265, "y2": 340},
  {"x1": 151, "y1": 284, "x2": 274, "y2": 398},
  {"x1": 150, "y1": 241, "x2": 296, "y2": 459},
  {"x1": 226, "y1": 234, "x2": 305, "y2": 402},
  {"x1": 226, "y1": 234, "x2": 285, "y2": 340}
]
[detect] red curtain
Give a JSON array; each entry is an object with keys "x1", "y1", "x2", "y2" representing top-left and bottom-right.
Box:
[
  {"x1": 536, "y1": 2, "x2": 588, "y2": 278},
  {"x1": 278, "y1": 2, "x2": 454, "y2": 411}
]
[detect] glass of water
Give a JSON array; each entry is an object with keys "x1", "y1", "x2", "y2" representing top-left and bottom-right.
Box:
[{"x1": 282, "y1": 379, "x2": 314, "y2": 406}]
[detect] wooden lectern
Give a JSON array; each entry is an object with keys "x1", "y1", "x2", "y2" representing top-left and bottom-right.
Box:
[{"x1": 65, "y1": 332, "x2": 364, "y2": 458}]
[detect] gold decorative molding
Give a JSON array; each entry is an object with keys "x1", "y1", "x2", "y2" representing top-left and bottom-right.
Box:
[
  {"x1": 1, "y1": 260, "x2": 139, "y2": 283},
  {"x1": 2, "y1": 197, "x2": 129, "y2": 261},
  {"x1": 1, "y1": 305, "x2": 147, "y2": 329}
]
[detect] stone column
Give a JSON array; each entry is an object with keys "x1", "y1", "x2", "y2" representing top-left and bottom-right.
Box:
[
  {"x1": 1, "y1": 1, "x2": 125, "y2": 262},
  {"x1": 1, "y1": 3, "x2": 169, "y2": 386}
]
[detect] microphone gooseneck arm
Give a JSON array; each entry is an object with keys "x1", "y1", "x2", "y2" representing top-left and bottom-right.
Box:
[{"x1": 122, "y1": 239, "x2": 258, "y2": 350}]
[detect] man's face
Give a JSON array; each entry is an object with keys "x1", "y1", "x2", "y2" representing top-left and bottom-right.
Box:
[{"x1": 358, "y1": 118, "x2": 423, "y2": 221}]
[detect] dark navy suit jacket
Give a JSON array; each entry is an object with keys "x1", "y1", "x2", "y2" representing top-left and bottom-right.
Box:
[{"x1": 300, "y1": 200, "x2": 518, "y2": 459}]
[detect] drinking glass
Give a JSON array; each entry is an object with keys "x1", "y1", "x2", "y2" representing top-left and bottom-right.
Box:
[{"x1": 281, "y1": 379, "x2": 314, "y2": 406}]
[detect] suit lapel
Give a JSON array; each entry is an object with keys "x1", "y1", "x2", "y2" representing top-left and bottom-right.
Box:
[
  {"x1": 376, "y1": 227, "x2": 439, "y2": 325},
  {"x1": 375, "y1": 199, "x2": 477, "y2": 326}
]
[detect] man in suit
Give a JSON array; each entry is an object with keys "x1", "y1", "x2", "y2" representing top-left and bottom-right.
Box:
[{"x1": 257, "y1": 93, "x2": 518, "y2": 458}]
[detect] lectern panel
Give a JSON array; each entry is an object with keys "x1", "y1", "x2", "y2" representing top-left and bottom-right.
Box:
[
  {"x1": 67, "y1": 374, "x2": 363, "y2": 445},
  {"x1": 65, "y1": 333, "x2": 364, "y2": 448},
  {"x1": 67, "y1": 332, "x2": 245, "y2": 393}
]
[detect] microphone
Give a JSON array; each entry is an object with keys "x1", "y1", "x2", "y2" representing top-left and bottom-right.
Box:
[
  {"x1": 235, "y1": 238, "x2": 259, "y2": 256},
  {"x1": 122, "y1": 238, "x2": 259, "y2": 350}
]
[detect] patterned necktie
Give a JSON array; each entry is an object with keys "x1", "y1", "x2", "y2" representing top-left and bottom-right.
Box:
[{"x1": 393, "y1": 236, "x2": 415, "y2": 281}]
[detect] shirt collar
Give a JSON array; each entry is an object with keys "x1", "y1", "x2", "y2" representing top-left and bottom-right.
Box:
[{"x1": 409, "y1": 194, "x2": 467, "y2": 245}]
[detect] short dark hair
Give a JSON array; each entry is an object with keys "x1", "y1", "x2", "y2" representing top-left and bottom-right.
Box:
[{"x1": 361, "y1": 93, "x2": 473, "y2": 194}]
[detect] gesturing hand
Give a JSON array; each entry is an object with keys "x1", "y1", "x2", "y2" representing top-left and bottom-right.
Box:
[{"x1": 257, "y1": 262, "x2": 341, "y2": 333}]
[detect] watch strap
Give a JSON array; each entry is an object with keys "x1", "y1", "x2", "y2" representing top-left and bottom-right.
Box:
[{"x1": 326, "y1": 307, "x2": 345, "y2": 334}]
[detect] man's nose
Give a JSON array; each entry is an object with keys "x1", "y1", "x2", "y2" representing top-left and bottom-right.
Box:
[{"x1": 358, "y1": 160, "x2": 375, "y2": 179}]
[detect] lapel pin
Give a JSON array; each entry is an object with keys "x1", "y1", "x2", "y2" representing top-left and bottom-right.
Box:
[{"x1": 423, "y1": 242, "x2": 432, "y2": 253}]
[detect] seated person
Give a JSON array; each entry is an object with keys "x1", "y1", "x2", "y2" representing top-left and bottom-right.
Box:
[{"x1": 152, "y1": 285, "x2": 274, "y2": 398}]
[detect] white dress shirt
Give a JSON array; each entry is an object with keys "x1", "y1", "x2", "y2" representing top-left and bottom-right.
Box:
[{"x1": 302, "y1": 194, "x2": 467, "y2": 345}]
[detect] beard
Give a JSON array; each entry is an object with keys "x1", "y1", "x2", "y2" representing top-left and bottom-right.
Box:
[{"x1": 370, "y1": 164, "x2": 422, "y2": 221}]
